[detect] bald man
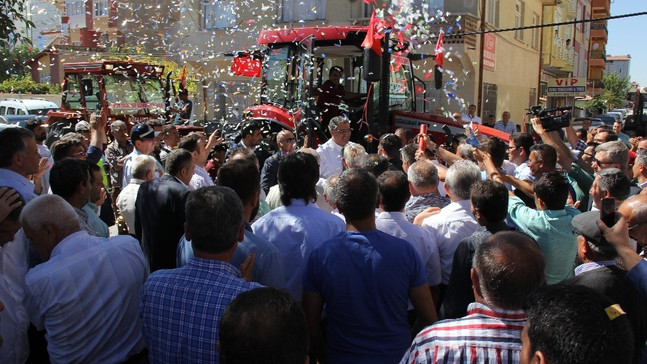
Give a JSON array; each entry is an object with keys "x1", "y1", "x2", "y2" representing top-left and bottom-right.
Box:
[{"x1": 618, "y1": 194, "x2": 647, "y2": 247}]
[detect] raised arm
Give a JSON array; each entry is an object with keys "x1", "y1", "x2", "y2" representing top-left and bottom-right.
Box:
[
  {"x1": 531, "y1": 117, "x2": 575, "y2": 172},
  {"x1": 475, "y1": 149, "x2": 535, "y2": 198}
]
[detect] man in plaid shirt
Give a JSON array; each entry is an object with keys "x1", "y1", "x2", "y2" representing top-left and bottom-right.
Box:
[
  {"x1": 400, "y1": 231, "x2": 545, "y2": 364},
  {"x1": 140, "y1": 186, "x2": 261, "y2": 363}
]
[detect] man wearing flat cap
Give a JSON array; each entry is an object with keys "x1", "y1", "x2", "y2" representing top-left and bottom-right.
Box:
[
  {"x1": 563, "y1": 210, "x2": 647, "y2": 363},
  {"x1": 122, "y1": 123, "x2": 163, "y2": 187}
]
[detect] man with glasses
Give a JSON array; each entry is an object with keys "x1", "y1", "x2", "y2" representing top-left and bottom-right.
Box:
[
  {"x1": 261, "y1": 130, "x2": 296, "y2": 194},
  {"x1": 507, "y1": 132, "x2": 534, "y2": 181},
  {"x1": 592, "y1": 141, "x2": 629, "y2": 173},
  {"x1": 317, "y1": 116, "x2": 356, "y2": 179},
  {"x1": 633, "y1": 149, "x2": 647, "y2": 190}
]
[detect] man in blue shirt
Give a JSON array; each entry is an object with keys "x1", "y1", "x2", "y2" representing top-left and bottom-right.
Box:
[
  {"x1": 303, "y1": 168, "x2": 437, "y2": 364},
  {"x1": 253, "y1": 152, "x2": 345, "y2": 302},
  {"x1": 217, "y1": 159, "x2": 286, "y2": 288},
  {"x1": 141, "y1": 186, "x2": 261, "y2": 364}
]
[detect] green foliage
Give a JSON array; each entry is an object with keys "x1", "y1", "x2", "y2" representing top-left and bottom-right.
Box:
[
  {"x1": 587, "y1": 95, "x2": 607, "y2": 115},
  {"x1": 0, "y1": 0, "x2": 34, "y2": 47},
  {"x1": 586, "y1": 74, "x2": 630, "y2": 114},
  {"x1": 601, "y1": 73, "x2": 630, "y2": 110},
  {"x1": 0, "y1": 44, "x2": 38, "y2": 82},
  {"x1": 0, "y1": 75, "x2": 60, "y2": 94}
]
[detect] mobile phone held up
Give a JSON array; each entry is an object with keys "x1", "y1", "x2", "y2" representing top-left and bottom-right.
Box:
[{"x1": 600, "y1": 197, "x2": 616, "y2": 227}]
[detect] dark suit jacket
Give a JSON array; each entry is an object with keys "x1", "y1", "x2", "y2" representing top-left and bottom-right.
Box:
[
  {"x1": 439, "y1": 221, "x2": 511, "y2": 320},
  {"x1": 261, "y1": 152, "x2": 282, "y2": 195},
  {"x1": 135, "y1": 174, "x2": 190, "y2": 272},
  {"x1": 563, "y1": 265, "x2": 647, "y2": 363}
]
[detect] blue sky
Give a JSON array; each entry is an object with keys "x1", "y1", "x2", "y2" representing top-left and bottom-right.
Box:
[{"x1": 606, "y1": 1, "x2": 647, "y2": 87}]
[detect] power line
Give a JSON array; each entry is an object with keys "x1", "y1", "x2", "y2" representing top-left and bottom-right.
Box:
[{"x1": 451, "y1": 11, "x2": 647, "y2": 37}]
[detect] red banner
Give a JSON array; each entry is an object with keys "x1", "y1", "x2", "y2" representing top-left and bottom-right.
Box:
[{"x1": 231, "y1": 55, "x2": 262, "y2": 77}]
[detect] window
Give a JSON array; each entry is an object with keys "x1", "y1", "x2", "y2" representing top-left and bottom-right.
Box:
[
  {"x1": 360, "y1": 1, "x2": 372, "y2": 18},
  {"x1": 487, "y1": 0, "x2": 499, "y2": 27},
  {"x1": 93, "y1": 0, "x2": 108, "y2": 17},
  {"x1": 202, "y1": 0, "x2": 236, "y2": 30},
  {"x1": 65, "y1": 0, "x2": 83, "y2": 16},
  {"x1": 515, "y1": 1, "x2": 525, "y2": 40},
  {"x1": 63, "y1": 74, "x2": 83, "y2": 110},
  {"x1": 531, "y1": 13, "x2": 539, "y2": 49},
  {"x1": 281, "y1": 0, "x2": 325, "y2": 22}
]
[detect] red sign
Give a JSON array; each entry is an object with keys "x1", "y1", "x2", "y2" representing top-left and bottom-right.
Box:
[{"x1": 483, "y1": 33, "x2": 496, "y2": 71}]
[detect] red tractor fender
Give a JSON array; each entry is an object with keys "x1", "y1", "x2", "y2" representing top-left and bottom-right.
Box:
[
  {"x1": 246, "y1": 104, "x2": 297, "y2": 130},
  {"x1": 392, "y1": 111, "x2": 511, "y2": 144}
]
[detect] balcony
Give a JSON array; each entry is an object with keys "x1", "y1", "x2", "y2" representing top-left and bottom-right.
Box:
[
  {"x1": 589, "y1": 50, "x2": 606, "y2": 68},
  {"x1": 545, "y1": 36, "x2": 574, "y2": 69},
  {"x1": 591, "y1": 0, "x2": 610, "y2": 17},
  {"x1": 590, "y1": 21, "x2": 608, "y2": 40}
]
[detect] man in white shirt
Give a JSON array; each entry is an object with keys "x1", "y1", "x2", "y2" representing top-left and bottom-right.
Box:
[
  {"x1": 420, "y1": 160, "x2": 481, "y2": 289},
  {"x1": 117, "y1": 155, "x2": 156, "y2": 234},
  {"x1": 508, "y1": 132, "x2": 534, "y2": 181},
  {"x1": 316, "y1": 116, "x2": 356, "y2": 179},
  {"x1": 494, "y1": 111, "x2": 517, "y2": 134},
  {"x1": 25, "y1": 119, "x2": 52, "y2": 195},
  {"x1": 376, "y1": 171, "x2": 441, "y2": 304},
  {"x1": 179, "y1": 132, "x2": 222, "y2": 190},
  {"x1": 21, "y1": 194, "x2": 147, "y2": 363},
  {"x1": 0, "y1": 127, "x2": 41, "y2": 363},
  {"x1": 461, "y1": 104, "x2": 481, "y2": 124}
]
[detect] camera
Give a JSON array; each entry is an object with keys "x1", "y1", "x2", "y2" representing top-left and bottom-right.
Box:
[{"x1": 527, "y1": 105, "x2": 573, "y2": 132}]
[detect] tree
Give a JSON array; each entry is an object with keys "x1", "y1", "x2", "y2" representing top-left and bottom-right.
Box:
[
  {"x1": 601, "y1": 73, "x2": 630, "y2": 110},
  {"x1": 0, "y1": 43, "x2": 38, "y2": 82},
  {"x1": 0, "y1": 0, "x2": 34, "y2": 47}
]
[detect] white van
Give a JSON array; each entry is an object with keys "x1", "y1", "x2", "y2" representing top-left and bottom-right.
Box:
[{"x1": 0, "y1": 99, "x2": 60, "y2": 116}]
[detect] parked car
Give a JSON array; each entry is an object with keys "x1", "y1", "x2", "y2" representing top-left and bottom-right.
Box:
[
  {"x1": 611, "y1": 108, "x2": 628, "y2": 119},
  {"x1": 606, "y1": 111, "x2": 624, "y2": 122},
  {"x1": 0, "y1": 114, "x2": 47, "y2": 128},
  {"x1": 0, "y1": 98, "x2": 60, "y2": 116},
  {"x1": 596, "y1": 114, "x2": 617, "y2": 126}
]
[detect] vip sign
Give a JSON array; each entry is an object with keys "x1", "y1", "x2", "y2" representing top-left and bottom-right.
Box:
[{"x1": 547, "y1": 78, "x2": 587, "y2": 97}]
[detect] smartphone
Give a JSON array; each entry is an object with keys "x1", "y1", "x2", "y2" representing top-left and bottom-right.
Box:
[{"x1": 600, "y1": 197, "x2": 616, "y2": 227}]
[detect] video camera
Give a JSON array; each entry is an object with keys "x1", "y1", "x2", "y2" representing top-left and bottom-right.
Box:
[{"x1": 527, "y1": 105, "x2": 573, "y2": 132}]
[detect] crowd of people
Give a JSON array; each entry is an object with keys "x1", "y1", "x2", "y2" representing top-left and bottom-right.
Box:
[{"x1": 0, "y1": 107, "x2": 647, "y2": 364}]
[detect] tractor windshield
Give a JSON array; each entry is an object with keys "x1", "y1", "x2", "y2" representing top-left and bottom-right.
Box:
[{"x1": 104, "y1": 73, "x2": 165, "y2": 116}]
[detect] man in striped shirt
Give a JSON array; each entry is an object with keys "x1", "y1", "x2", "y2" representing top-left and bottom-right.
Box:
[{"x1": 400, "y1": 231, "x2": 545, "y2": 364}]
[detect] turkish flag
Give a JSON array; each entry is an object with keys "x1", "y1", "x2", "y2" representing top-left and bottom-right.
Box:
[
  {"x1": 435, "y1": 33, "x2": 444, "y2": 68},
  {"x1": 362, "y1": 10, "x2": 383, "y2": 56},
  {"x1": 231, "y1": 55, "x2": 262, "y2": 77}
]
